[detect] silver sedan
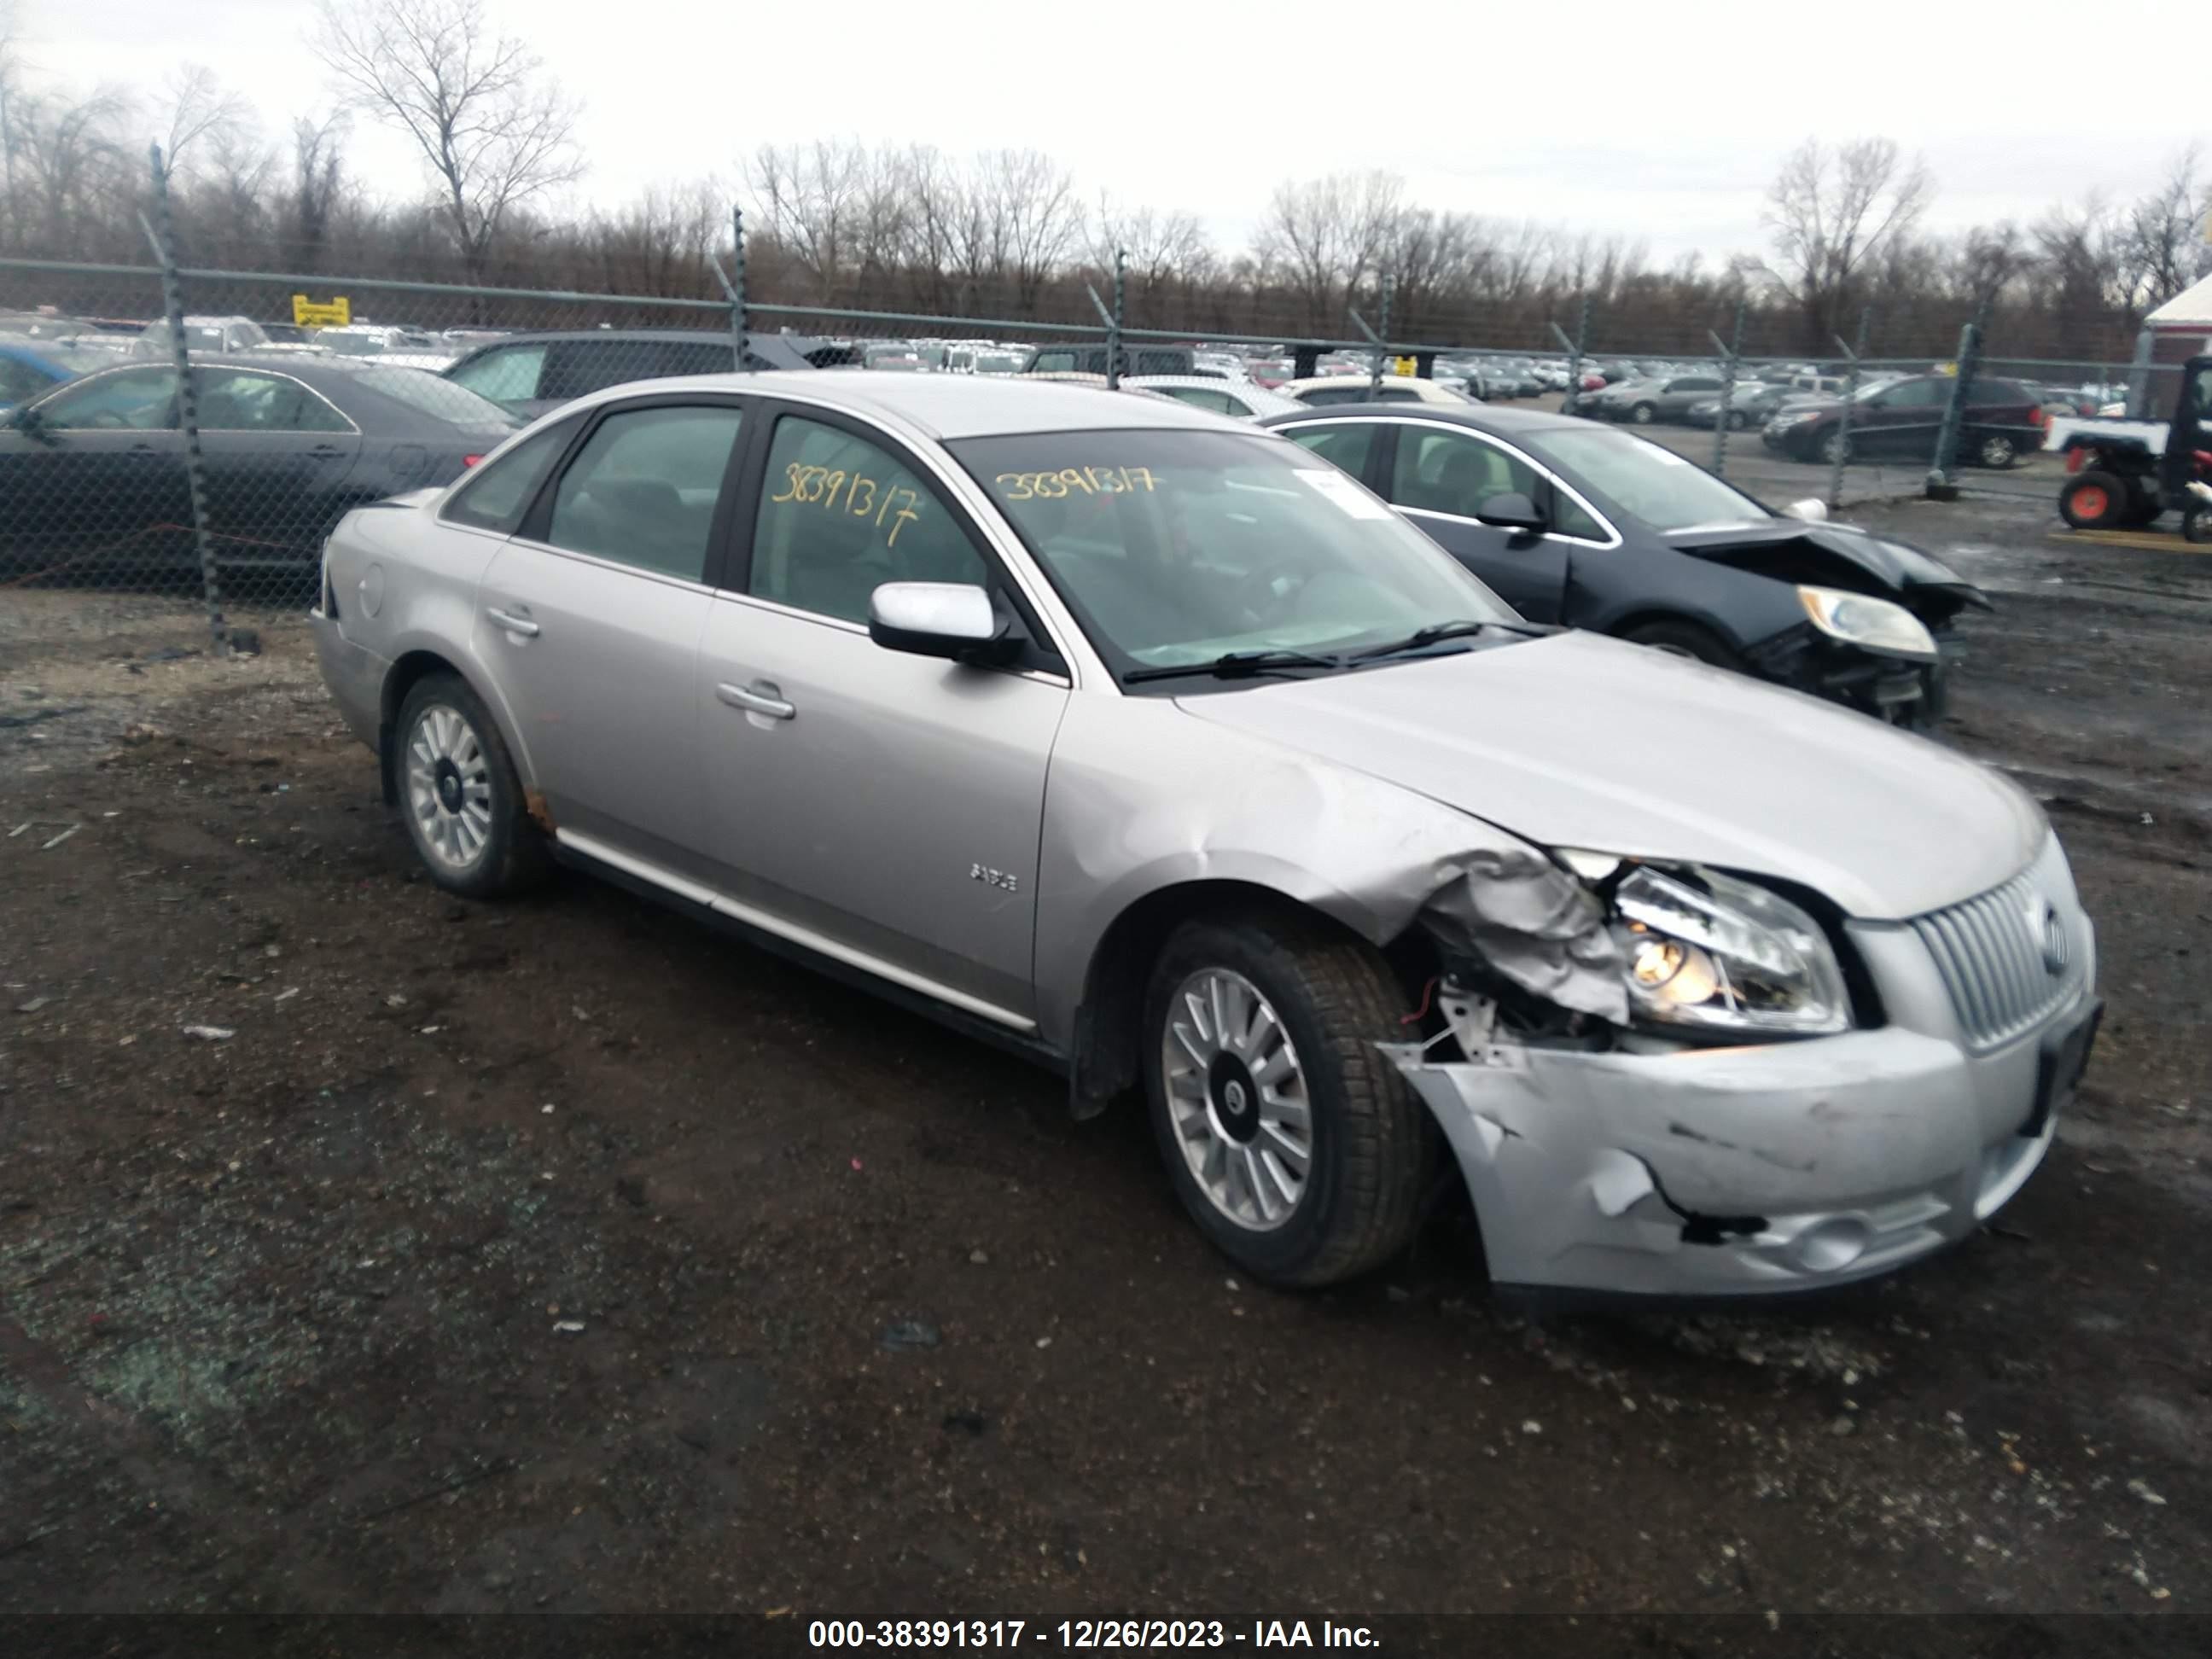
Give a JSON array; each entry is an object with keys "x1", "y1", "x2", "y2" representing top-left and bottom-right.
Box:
[{"x1": 311, "y1": 372, "x2": 2098, "y2": 1298}]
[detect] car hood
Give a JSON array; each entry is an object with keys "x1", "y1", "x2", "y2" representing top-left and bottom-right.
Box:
[
  {"x1": 1660, "y1": 520, "x2": 1989, "y2": 606},
  {"x1": 1174, "y1": 630, "x2": 2044, "y2": 921}
]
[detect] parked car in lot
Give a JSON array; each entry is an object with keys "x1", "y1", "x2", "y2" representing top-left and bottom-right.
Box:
[
  {"x1": 1684, "y1": 381, "x2": 1793, "y2": 430},
  {"x1": 1022, "y1": 343, "x2": 1196, "y2": 377},
  {"x1": 1607, "y1": 374, "x2": 1729, "y2": 426},
  {"x1": 1763, "y1": 374, "x2": 2046, "y2": 469},
  {"x1": 1260, "y1": 402, "x2": 1988, "y2": 725},
  {"x1": 1278, "y1": 375, "x2": 1470, "y2": 408},
  {"x1": 131, "y1": 315, "x2": 273, "y2": 358},
  {"x1": 441, "y1": 329, "x2": 818, "y2": 420},
  {"x1": 1120, "y1": 375, "x2": 1305, "y2": 419},
  {"x1": 0, "y1": 341, "x2": 87, "y2": 410},
  {"x1": 313, "y1": 324, "x2": 458, "y2": 370},
  {"x1": 0, "y1": 355, "x2": 515, "y2": 579},
  {"x1": 310, "y1": 371, "x2": 2095, "y2": 1301}
]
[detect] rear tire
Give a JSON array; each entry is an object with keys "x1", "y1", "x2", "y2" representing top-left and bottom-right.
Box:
[
  {"x1": 1726, "y1": 409, "x2": 1749, "y2": 431},
  {"x1": 1818, "y1": 430, "x2": 1851, "y2": 467},
  {"x1": 2058, "y1": 470, "x2": 2128, "y2": 530},
  {"x1": 1628, "y1": 402, "x2": 1656, "y2": 425},
  {"x1": 1976, "y1": 433, "x2": 2019, "y2": 469},
  {"x1": 393, "y1": 672, "x2": 550, "y2": 900},
  {"x1": 1144, "y1": 910, "x2": 1434, "y2": 1288}
]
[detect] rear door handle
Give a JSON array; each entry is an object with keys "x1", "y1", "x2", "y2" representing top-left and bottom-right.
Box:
[
  {"x1": 486, "y1": 607, "x2": 539, "y2": 637},
  {"x1": 306, "y1": 444, "x2": 345, "y2": 459},
  {"x1": 716, "y1": 681, "x2": 795, "y2": 720}
]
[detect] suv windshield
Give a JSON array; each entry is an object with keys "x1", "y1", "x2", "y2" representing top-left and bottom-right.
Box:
[
  {"x1": 1517, "y1": 426, "x2": 1766, "y2": 532},
  {"x1": 948, "y1": 428, "x2": 1513, "y2": 682}
]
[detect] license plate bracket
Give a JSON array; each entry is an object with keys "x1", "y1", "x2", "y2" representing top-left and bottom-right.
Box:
[{"x1": 2023, "y1": 998, "x2": 2102, "y2": 1138}]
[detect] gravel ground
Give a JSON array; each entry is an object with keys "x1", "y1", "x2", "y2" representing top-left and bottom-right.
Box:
[{"x1": 1, "y1": 498, "x2": 2206, "y2": 1641}]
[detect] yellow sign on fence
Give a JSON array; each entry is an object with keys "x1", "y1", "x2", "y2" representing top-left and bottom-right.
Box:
[
  {"x1": 291, "y1": 294, "x2": 351, "y2": 328},
  {"x1": 1390, "y1": 355, "x2": 1417, "y2": 377}
]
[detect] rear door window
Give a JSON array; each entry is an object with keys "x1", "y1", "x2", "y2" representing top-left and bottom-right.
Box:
[
  {"x1": 541, "y1": 404, "x2": 745, "y2": 581},
  {"x1": 1389, "y1": 427, "x2": 1543, "y2": 518},
  {"x1": 1282, "y1": 422, "x2": 1377, "y2": 481}
]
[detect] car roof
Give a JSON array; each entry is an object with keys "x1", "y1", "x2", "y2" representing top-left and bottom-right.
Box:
[
  {"x1": 1259, "y1": 401, "x2": 1591, "y2": 437},
  {"x1": 558, "y1": 369, "x2": 1237, "y2": 439}
]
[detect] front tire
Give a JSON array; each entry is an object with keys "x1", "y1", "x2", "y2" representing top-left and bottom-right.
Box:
[
  {"x1": 2059, "y1": 470, "x2": 2128, "y2": 530},
  {"x1": 394, "y1": 673, "x2": 549, "y2": 899},
  {"x1": 1628, "y1": 402, "x2": 1656, "y2": 425},
  {"x1": 1144, "y1": 911, "x2": 1433, "y2": 1287},
  {"x1": 1623, "y1": 617, "x2": 1747, "y2": 672},
  {"x1": 1726, "y1": 409, "x2": 1749, "y2": 431}
]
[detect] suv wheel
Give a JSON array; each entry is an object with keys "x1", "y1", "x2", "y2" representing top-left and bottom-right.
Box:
[
  {"x1": 1976, "y1": 434, "x2": 2018, "y2": 469},
  {"x1": 1144, "y1": 912, "x2": 1432, "y2": 1287},
  {"x1": 394, "y1": 672, "x2": 549, "y2": 899}
]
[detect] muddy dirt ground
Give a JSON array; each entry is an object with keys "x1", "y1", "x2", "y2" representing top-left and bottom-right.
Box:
[{"x1": 1, "y1": 498, "x2": 2207, "y2": 1644}]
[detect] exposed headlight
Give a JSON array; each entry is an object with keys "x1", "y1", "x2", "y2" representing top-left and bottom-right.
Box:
[
  {"x1": 1610, "y1": 866, "x2": 1851, "y2": 1036},
  {"x1": 1772, "y1": 410, "x2": 1818, "y2": 426},
  {"x1": 1796, "y1": 585, "x2": 1936, "y2": 659}
]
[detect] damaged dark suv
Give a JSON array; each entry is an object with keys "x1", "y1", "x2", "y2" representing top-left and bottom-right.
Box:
[{"x1": 1260, "y1": 404, "x2": 1988, "y2": 725}]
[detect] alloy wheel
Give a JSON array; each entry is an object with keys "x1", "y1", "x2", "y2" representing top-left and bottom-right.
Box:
[
  {"x1": 405, "y1": 702, "x2": 495, "y2": 871},
  {"x1": 1161, "y1": 968, "x2": 1313, "y2": 1231}
]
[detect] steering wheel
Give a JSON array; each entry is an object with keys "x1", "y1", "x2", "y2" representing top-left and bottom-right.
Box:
[{"x1": 1232, "y1": 565, "x2": 1306, "y2": 627}]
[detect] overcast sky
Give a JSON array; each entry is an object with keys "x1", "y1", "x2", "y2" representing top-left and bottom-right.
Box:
[{"x1": 13, "y1": 0, "x2": 2202, "y2": 265}]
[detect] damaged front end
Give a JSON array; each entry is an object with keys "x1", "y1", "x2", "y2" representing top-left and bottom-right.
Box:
[
  {"x1": 1383, "y1": 849, "x2": 2054, "y2": 1301},
  {"x1": 1673, "y1": 521, "x2": 1991, "y2": 725}
]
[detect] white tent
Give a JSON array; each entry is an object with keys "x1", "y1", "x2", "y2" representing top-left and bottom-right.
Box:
[{"x1": 2147, "y1": 271, "x2": 2212, "y2": 329}]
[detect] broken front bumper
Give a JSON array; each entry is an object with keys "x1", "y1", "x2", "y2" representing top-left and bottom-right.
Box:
[{"x1": 1386, "y1": 973, "x2": 2098, "y2": 1300}]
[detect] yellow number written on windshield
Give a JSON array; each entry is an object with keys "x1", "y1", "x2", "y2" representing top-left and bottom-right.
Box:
[{"x1": 993, "y1": 466, "x2": 1157, "y2": 500}]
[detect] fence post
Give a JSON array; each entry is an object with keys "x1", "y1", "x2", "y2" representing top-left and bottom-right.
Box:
[
  {"x1": 728, "y1": 207, "x2": 747, "y2": 363},
  {"x1": 1109, "y1": 247, "x2": 1126, "y2": 389},
  {"x1": 1550, "y1": 294, "x2": 1590, "y2": 411},
  {"x1": 2126, "y1": 326, "x2": 2155, "y2": 419},
  {"x1": 1926, "y1": 314, "x2": 1982, "y2": 499},
  {"x1": 1368, "y1": 275, "x2": 1394, "y2": 395},
  {"x1": 1709, "y1": 298, "x2": 1744, "y2": 476},
  {"x1": 142, "y1": 144, "x2": 231, "y2": 655},
  {"x1": 1827, "y1": 307, "x2": 1871, "y2": 511}
]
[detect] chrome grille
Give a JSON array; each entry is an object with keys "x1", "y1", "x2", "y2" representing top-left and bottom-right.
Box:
[{"x1": 1912, "y1": 842, "x2": 2081, "y2": 1051}]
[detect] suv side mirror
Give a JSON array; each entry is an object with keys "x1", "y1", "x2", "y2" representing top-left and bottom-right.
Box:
[
  {"x1": 868, "y1": 582, "x2": 1017, "y2": 666},
  {"x1": 1474, "y1": 492, "x2": 1546, "y2": 533}
]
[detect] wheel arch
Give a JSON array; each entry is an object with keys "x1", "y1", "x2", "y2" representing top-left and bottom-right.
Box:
[
  {"x1": 1067, "y1": 877, "x2": 1403, "y2": 1121},
  {"x1": 376, "y1": 649, "x2": 538, "y2": 818}
]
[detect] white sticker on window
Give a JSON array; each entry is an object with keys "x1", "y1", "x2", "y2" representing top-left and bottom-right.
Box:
[{"x1": 1295, "y1": 469, "x2": 1393, "y2": 519}]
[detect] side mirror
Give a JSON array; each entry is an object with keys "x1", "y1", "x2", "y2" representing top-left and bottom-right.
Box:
[
  {"x1": 868, "y1": 582, "x2": 1016, "y2": 666},
  {"x1": 1474, "y1": 491, "x2": 1546, "y2": 534},
  {"x1": 1783, "y1": 498, "x2": 1829, "y2": 523}
]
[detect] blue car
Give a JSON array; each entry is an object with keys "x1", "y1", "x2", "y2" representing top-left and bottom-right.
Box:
[{"x1": 0, "y1": 341, "x2": 85, "y2": 410}]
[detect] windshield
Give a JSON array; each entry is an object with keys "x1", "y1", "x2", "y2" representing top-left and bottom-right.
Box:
[
  {"x1": 949, "y1": 428, "x2": 1515, "y2": 681},
  {"x1": 319, "y1": 332, "x2": 386, "y2": 358},
  {"x1": 1517, "y1": 426, "x2": 1767, "y2": 532},
  {"x1": 355, "y1": 365, "x2": 516, "y2": 427}
]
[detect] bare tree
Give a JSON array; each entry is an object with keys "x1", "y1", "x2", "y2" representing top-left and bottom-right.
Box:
[
  {"x1": 2114, "y1": 146, "x2": 2211, "y2": 316},
  {"x1": 7, "y1": 85, "x2": 133, "y2": 259},
  {"x1": 1255, "y1": 171, "x2": 1406, "y2": 333},
  {"x1": 980, "y1": 148, "x2": 1080, "y2": 314},
  {"x1": 311, "y1": 0, "x2": 583, "y2": 280},
  {"x1": 159, "y1": 65, "x2": 252, "y2": 178},
  {"x1": 289, "y1": 114, "x2": 348, "y2": 265},
  {"x1": 1762, "y1": 136, "x2": 1933, "y2": 348}
]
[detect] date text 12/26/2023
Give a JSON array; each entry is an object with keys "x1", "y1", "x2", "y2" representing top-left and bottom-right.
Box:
[{"x1": 807, "y1": 1621, "x2": 1380, "y2": 1650}]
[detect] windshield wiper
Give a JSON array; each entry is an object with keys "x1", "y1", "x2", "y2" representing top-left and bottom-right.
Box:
[
  {"x1": 1122, "y1": 647, "x2": 1348, "y2": 684},
  {"x1": 1348, "y1": 620, "x2": 1522, "y2": 661}
]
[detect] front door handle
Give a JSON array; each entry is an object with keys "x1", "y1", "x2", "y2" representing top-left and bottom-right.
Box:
[
  {"x1": 716, "y1": 681, "x2": 795, "y2": 720},
  {"x1": 486, "y1": 607, "x2": 539, "y2": 638}
]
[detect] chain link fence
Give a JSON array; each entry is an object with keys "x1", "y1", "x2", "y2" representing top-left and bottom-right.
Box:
[{"x1": 1, "y1": 156, "x2": 2186, "y2": 666}]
